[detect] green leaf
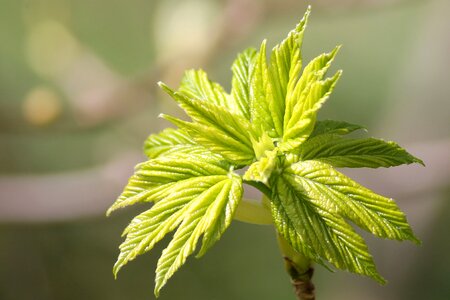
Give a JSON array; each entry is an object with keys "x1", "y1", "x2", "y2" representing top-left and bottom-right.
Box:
[
  {"x1": 178, "y1": 69, "x2": 228, "y2": 106},
  {"x1": 286, "y1": 160, "x2": 419, "y2": 242},
  {"x1": 106, "y1": 153, "x2": 229, "y2": 215},
  {"x1": 109, "y1": 6, "x2": 423, "y2": 294},
  {"x1": 250, "y1": 40, "x2": 278, "y2": 137},
  {"x1": 270, "y1": 159, "x2": 419, "y2": 281},
  {"x1": 269, "y1": 8, "x2": 310, "y2": 134},
  {"x1": 111, "y1": 155, "x2": 242, "y2": 297},
  {"x1": 162, "y1": 115, "x2": 255, "y2": 165},
  {"x1": 143, "y1": 127, "x2": 224, "y2": 159},
  {"x1": 159, "y1": 83, "x2": 256, "y2": 165},
  {"x1": 231, "y1": 47, "x2": 257, "y2": 119},
  {"x1": 243, "y1": 149, "x2": 278, "y2": 185},
  {"x1": 310, "y1": 120, "x2": 365, "y2": 138},
  {"x1": 178, "y1": 69, "x2": 248, "y2": 117},
  {"x1": 196, "y1": 174, "x2": 242, "y2": 257},
  {"x1": 251, "y1": 130, "x2": 275, "y2": 160},
  {"x1": 143, "y1": 128, "x2": 195, "y2": 159},
  {"x1": 152, "y1": 174, "x2": 241, "y2": 296},
  {"x1": 299, "y1": 135, "x2": 425, "y2": 168},
  {"x1": 279, "y1": 70, "x2": 342, "y2": 152},
  {"x1": 283, "y1": 46, "x2": 340, "y2": 135},
  {"x1": 247, "y1": 8, "x2": 311, "y2": 139},
  {"x1": 271, "y1": 175, "x2": 384, "y2": 282}
]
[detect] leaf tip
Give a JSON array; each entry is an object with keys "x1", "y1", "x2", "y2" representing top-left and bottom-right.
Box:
[
  {"x1": 303, "y1": 5, "x2": 312, "y2": 20},
  {"x1": 259, "y1": 38, "x2": 268, "y2": 51},
  {"x1": 414, "y1": 157, "x2": 426, "y2": 167},
  {"x1": 409, "y1": 233, "x2": 422, "y2": 245},
  {"x1": 367, "y1": 266, "x2": 387, "y2": 285},
  {"x1": 323, "y1": 45, "x2": 341, "y2": 64},
  {"x1": 333, "y1": 44, "x2": 342, "y2": 54},
  {"x1": 112, "y1": 264, "x2": 121, "y2": 280},
  {"x1": 161, "y1": 114, "x2": 189, "y2": 129},
  {"x1": 158, "y1": 81, "x2": 175, "y2": 97},
  {"x1": 106, "y1": 204, "x2": 119, "y2": 217},
  {"x1": 105, "y1": 208, "x2": 113, "y2": 217},
  {"x1": 195, "y1": 248, "x2": 208, "y2": 259},
  {"x1": 154, "y1": 280, "x2": 165, "y2": 298},
  {"x1": 376, "y1": 275, "x2": 387, "y2": 285},
  {"x1": 299, "y1": 5, "x2": 311, "y2": 26},
  {"x1": 159, "y1": 113, "x2": 173, "y2": 121},
  {"x1": 334, "y1": 69, "x2": 343, "y2": 80}
]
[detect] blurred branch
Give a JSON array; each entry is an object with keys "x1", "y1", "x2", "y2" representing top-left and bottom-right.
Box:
[
  {"x1": 0, "y1": 139, "x2": 447, "y2": 222},
  {"x1": 0, "y1": 152, "x2": 141, "y2": 222}
]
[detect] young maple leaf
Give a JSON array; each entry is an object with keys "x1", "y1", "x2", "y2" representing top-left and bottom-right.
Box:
[{"x1": 107, "y1": 6, "x2": 423, "y2": 298}]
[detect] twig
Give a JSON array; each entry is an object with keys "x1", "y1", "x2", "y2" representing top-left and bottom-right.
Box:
[{"x1": 284, "y1": 257, "x2": 315, "y2": 300}]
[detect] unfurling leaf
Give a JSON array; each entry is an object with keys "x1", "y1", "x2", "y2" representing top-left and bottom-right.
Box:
[
  {"x1": 243, "y1": 149, "x2": 279, "y2": 185},
  {"x1": 280, "y1": 69, "x2": 342, "y2": 152},
  {"x1": 231, "y1": 47, "x2": 257, "y2": 119},
  {"x1": 250, "y1": 39, "x2": 278, "y2": 137},
  {"x1": 159, "y1": 83, "x2": 256, "y2": 165},
  {"x1": 108, "y1": 6, "x2": 423, "y2": 297}
]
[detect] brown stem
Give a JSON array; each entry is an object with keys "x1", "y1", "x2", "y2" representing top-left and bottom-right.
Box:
[
  {"x1": 277, "y1": 234, "x2": 315, "y2": 300},
  {"x1": 284, "y1": 257, "x2": 315, "y2": 300}
]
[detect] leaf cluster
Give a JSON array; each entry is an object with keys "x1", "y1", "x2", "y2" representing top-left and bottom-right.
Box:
[{"x1": 108, "y1": 7, "x2": 423, "y2": 296}]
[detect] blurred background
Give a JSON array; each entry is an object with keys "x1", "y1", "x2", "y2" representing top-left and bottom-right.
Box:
[{"x1": 1, "y1": 0, "x2": 449, "y2": 299}]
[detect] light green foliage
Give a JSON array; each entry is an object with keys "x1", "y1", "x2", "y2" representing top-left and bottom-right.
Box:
[
  {"x1": 110, "y1": 153, "x2": 242, "y2": 296},
  {"x1": 143, "y1": 128, "x2": 195, "y2": 159},
  {"x1": 108, "y1": 6, "x2": 422, "y2": 297},
  {"x1": 310, "y1": 119, "x2": 366, "y2": 137},
  {"x1": 159, "y1": 83, "x2": 256, "y2": 165},
  {"x1": 243, "y1": 149, "x2": 279, "y2": 185},
  {"x1": 271, "y1": 159, "x2": 419, "y2": 284},
  {"x1": 299, "y1": 134, "x2": 424, "y2": 168},
  {"x1": 230, "y1": 48, "x2": 257, "y2": 118}
]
